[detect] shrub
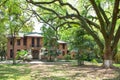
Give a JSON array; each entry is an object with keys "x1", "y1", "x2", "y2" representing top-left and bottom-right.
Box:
[
  {"x1": 91, "y1": 59, "x2": 98, "y2": 64},
  {"x1": 114, "y1": 51, "x2": 120, "y2": 63},
  {"x1": 24, "y1": 53, "x2": 33, "y2": 61},
  {"x1": 16, "y1": 50, "x2": 28, "y2": 59},
  {"x1": 64, "y1": 54, "x2": 71, "y2": 61},
  {"x1": 16, "y1": 50, "x2": 32, "y2": 61}
]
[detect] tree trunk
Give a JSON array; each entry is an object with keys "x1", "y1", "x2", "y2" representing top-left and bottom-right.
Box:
[
  {"x1": 103, "y1": 46, "x2": 113, "y2": 68},
  {"x1": 12, "y1": 37, "x2": 16, "y2": 65},
  {"x1": 77, "y1": 50, "x2": 84, "y2": 66}
]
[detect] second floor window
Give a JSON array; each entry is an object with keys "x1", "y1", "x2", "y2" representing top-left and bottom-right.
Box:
[
  {"x1": 23, "y1": 37, "x2": 27, "y2": 46},
  {"x1": 32, "y1": 37, "x2": 34, "y2": 47},
  {"x1": 17, "y1": 39, "x2": 20, "y2": 45},
  {"x1": 10, "y1": 39, "x2": 13, "y2": 45},
  {"x1": 10, "y1": 49, "x2": 13, "y2": 58},
  {"x1": 62, "y1": 44, "x2": 66, "y2": 49},
  {"x1": 37, "y1": 37, "x2": 40, "y2": 47}
]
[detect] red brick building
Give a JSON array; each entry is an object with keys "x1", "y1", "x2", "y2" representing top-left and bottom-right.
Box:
[{"x1": 7, "y1": 32, "x2": 67, "y2": 60}]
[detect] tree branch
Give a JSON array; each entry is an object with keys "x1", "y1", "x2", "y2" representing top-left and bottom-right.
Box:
[
  {"x1": 84, "y1": 18, "x2": 100, "y2": 29},
  {"x1": 26, "y1": 0, "x2": 56, "y2": 4},
  {"x1": 27, "y1": 0, "x2": 100, "y2": 30},
  {"x1": 77, "y1": 16, "x2": 104, "y2": 50},
  {"x1": 89, "y1": 0, "x2": 107, "y2": 39},
  {"x1": 15, "y1": 12, "x2": 34, "y2": 33},
  {"x1": 98, "y1": 4, "x2": 110, "y2": 26},
  {"x1": 112, "y1": 26, "x2": 120, "y2": 50},
  {"x1": 33, "y1": 10, "x2": 57, "y2": 30},
  {"x1": 26, "y1": 0, "x2": 81, "y2": 16},
  {"x1": 109, "y1": 0, "x2": 119, "y2": 40},
  {"x1": 27, "y1": 0, "x2": 104, "y2": 50},
  {"x1": 57, "y1": 0, "x2": 80, "y2": 16}
]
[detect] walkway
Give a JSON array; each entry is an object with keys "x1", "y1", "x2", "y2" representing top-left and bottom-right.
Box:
[{"x1": 0, "y1": 60, "x2": 72, "y2": 65}]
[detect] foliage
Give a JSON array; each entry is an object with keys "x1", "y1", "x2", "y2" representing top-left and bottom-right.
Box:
[
  {"x1": 91, "y1": 59, "x2": 98, "y2": 65},
  {"x1": 0, "y1": 35, "x2": 7, "y2": 61},
  {"x1": 0, "y1": 49, "x2": 6, "y2": 61},
  {"x1": 59, "y1": 25, "x2": 101, "y2": 63},
  {"x1": 114, "y1": 51, "x2": 120, "y2": 63},
  {"x1": 16, "y1": 50, "x2": 28, "y2": 59},
  {"x1": 64, "y1": 54, "x2": 71, "y2": 61},
  {"x1": 0, "y1": 0, "x2": 34, "y2": 64},
  {"x1": 16, "y1": 50, "x2": 33, "y2": 61},
  {"x1": 27, "y1": 0, "x2": 120, "y2": 68},
  {"x1": 0, "y1": 1, "x2": 8, "y2": 61},
  {"x1": 70, "y1": 27, "x2": 99, "y2": 65},
  {"x1": 41, "y1": 26, "x2": 60, "y2": 61}
]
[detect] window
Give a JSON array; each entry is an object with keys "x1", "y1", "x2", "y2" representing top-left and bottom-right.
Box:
[
  {"x1": 32, "y1": 37, "x2": 34, "y2": 47},
  {"x1": 10, "y1": 39, "x2": 13, "y2": 45},
  {"x1": 10, "y1": 49, "x2": 13, "y2": 58},
  {"x1": 62, "y1": 51, "x2": 65, "y2": 56},
  {"x1": 37, "y1": 37, "x2": 40, "y2": 47},
  {"x1": 62, "y1": 44, "x2": 66, "y2": 49},
  {"x1": 17, "y1": 39, "x2": 20, "y2": 45},
  {"x1": 23, "y1": 37, "x2": 27, "y2": 46},
  {"x1": 17, "y1": 49, "x2": 20, "y2": 52}
]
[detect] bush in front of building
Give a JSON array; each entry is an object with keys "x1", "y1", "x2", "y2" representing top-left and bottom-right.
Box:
[
  {"x1": 16, "y1": 50, "x2": 32, "y2": 61},
  {"x1": 0, "y1": 49, "x2": 6, "y2": 61}
]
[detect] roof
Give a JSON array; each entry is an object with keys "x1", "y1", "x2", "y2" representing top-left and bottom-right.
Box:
[
  {"x1": 7, "y1": 32, "x2": 43, "y2": 38},
  {"x1": 25, "y1": 32, "x2": 43, "y2": 37},
  {"x1": 57, "y1": 40, "x2": 67, "y2": 44}
]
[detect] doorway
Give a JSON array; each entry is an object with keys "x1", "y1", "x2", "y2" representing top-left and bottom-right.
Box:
[{"x1": 32, "y1": 50, "x2": 39, "y2": 59}]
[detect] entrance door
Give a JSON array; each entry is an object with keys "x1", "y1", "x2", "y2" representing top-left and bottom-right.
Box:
[{"x1": 32, "y1": 50, "x2": 39, "y2": 59}]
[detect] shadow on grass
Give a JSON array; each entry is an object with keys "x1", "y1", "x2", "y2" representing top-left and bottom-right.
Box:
[
  {"x1": 70, "y1": 64, "x2": 120, "y2": 80},
  {"x1": 0, "y1": 64, "x2": 31, "y2": 80},
  {"x1": 32, "y1": 76, "x2": 68, "y2": 80},
  {"x1": 103, "y1": 68, "x2": 120, "y2": 80}
]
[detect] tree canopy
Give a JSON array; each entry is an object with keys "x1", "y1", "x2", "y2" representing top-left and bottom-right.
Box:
[
  {"x1": 26, "y1": 0, "x2": 120, "y2": 68},
  {"x1": 0, "y1": 0, "x2": 34, "y2": 63}
]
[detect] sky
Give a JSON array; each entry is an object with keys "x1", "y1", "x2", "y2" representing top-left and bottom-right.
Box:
[{"x1": 32, "y1": 18, "x2": 43, "y2": 33}]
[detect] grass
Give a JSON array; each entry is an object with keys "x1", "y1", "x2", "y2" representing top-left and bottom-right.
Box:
[
  {"x1": 113, "y1": 63, "x2": 120, "y2": 68},
  {"x1": 40, "y1": 76, "x2": 68, "y2": 80},
  {"x1": 0, "y1": 64, "x2": 31, "y2": 80},
  {"x1": 0, "y1": 61, "x2": 120, "y2": 80}
]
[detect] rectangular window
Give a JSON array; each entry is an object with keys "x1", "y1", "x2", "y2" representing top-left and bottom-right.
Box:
[
  {"x1": 10, "y1": 39, "x2": 13, "y2": 45},
  {"x1": 62, "y1": 51, "x2": 65, "y2": 56},
  {"x1": 23, "y1": 37, "x2": 27, "y2": 45},
  {"x1": 17, "y1": 49, "x2": 20, "y2": 52},
  {"x1": 17, "y1": 39, "x2": 21, "y2": 45},
  {"x1": 10, "y1": 49, "x2": 13, "y2": 58},
  {"x1": 62, "y1": 44, "x2": 66, "y2": 49},
  {"x1": 32, "y1": 37, "x2": 34, "y2": 47},
  {"x1": 37, "y1": 37, "x2": 40, "y2": 47}
]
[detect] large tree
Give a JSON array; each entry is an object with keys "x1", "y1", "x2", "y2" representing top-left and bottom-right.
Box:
[
  {"x1": 27, "y1": 0, "x2": 120, "y2": 68},
  {"x1": 0, "y1": 0, "x2": 34, "y2": 64}
]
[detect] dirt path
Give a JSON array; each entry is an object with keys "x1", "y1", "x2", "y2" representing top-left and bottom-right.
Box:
[{"x1": 28, "y1": 62, "x2": 120, "y2": 80}]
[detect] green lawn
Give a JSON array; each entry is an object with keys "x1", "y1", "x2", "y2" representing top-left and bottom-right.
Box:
[
  {"x1": 113, "y1": 63, "x2": 120, "y2": 67},
  {"x1": 0, "y1": 62, "x2": 120, "y2": 80},
  {"x1": 0, "y1": 64, "x2": 31, "y2": 80}
]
